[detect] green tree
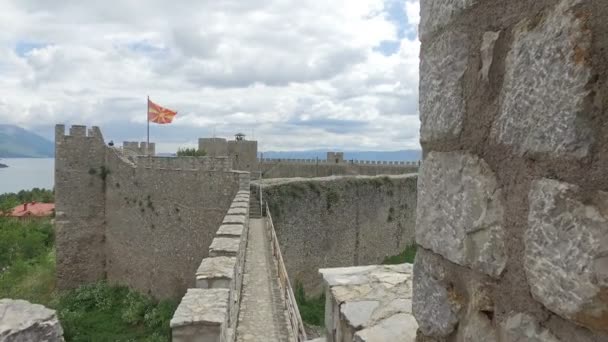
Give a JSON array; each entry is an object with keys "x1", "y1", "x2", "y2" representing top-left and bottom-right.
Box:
[{"x1": 176, "y1": 148, "x2": 207, "y2": 157}]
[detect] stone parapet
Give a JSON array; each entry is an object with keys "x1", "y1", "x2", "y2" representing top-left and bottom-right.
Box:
[
  {"x1": 319, "y1": 264, "x2": 418, "y2": 342},
  {"x1": 170, "y1": 289, "x2": 230, "y2": 342},
  {"x1": 172, "y1": 174, "x2": 251, "y2": 342}
]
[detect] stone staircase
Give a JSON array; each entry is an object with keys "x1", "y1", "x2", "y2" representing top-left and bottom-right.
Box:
[{"x1": 249, "y1": 194, "x2": 262, "y2": 218}]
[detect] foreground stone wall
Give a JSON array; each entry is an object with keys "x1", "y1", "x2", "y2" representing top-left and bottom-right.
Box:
[
  {"x1": 320, "y1": 264, "x2": 417, "y2": 342},
  {"x1": 414, "y1": 0, "x2": 608, "y2": 341},
  {"x1": 259, "y1": 174, "x2": 417, "y2": 294}
]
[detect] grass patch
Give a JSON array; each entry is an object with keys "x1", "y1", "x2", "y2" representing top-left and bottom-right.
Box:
[
  {"x1": 382, "y1": 245, "x2": 417, "y2": 264},
  {"x1": 58, "y1": 282, "x2": 176, "y2": 342},
  {"x1": 295, "y1": 282, "x2": 325, "y2": 327}
]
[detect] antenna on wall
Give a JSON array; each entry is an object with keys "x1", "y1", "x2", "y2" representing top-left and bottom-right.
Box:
[{"x1": 213, "y1": 127, "x2": 216, "y2": 138}]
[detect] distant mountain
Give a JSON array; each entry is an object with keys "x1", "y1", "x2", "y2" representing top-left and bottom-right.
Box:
[
  {"x1": 259, "y1": 149, "x2": 422, "y2": 161},
  {"x1": 0, "y1": 125, "x2": 54, "y2": 158}
]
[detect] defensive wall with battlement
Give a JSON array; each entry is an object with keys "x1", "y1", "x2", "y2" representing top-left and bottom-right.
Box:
[
  {"x1": 200, "y1": 135, "x2": 419, "y2": 178},
  {"x1": 55, "y1": 124, "x2": 246, "y2": 299}
]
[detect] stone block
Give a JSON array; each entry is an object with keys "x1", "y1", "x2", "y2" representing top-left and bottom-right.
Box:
[
  {"x1": 230, "y1": 202, "x2": 248, "y2": 209},
  {"x1": 525, "y1": 179, "x2": 608, "y2": 332},
  {"x1": 492, "y1": 0, "x2": 592, "y2": 158},
  {"x1": 0, "y1": 299, "x2": 64, "y2": 342},
  {"x1": 420, "y1": 0, "x2": 478, "y2": 40},
  {"x1": 226, "y1": 207, "x2": 247, "y2": 216},
  {"x1": 412, "y1": 248, "x2": 462, "y2": 338},
  {"x1": 232, "y1": 196, "x2": 249, "y2": 203},
  {"x1": 319, "y1": 264, "x2": 416, "y2": 342},
  {"x1": 171, "y1": 288, "x2": 229, "y2": 342},
  {"x1": 420, "y1": 30, "x2": 469, "y2": 143},
  {"x1": 216, "y1": 224, "x2": 244, "y2": 238},
  {"x1": 209, "y1": 237, "x2": 240, "y2": 257},
  {"x1": 196, "y1": 256, "x2": 237, "y2": 289},
  {"x1": 223, "y1": 215, "x2": 246, "y2": 225},
  {"x1": 416, "y1": 152, "x2": 507, "y2": 277}
]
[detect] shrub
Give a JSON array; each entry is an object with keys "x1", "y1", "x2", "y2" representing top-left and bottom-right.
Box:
[
  {"x1": 176, "y1": 148, "x2": 207, "y2": 157},
  {"x1": 295, "y1": 282, "x2": 325, "y2": 326},
  {"x1": 382, "y1": 245, "x2": 417, "y2": 265}
]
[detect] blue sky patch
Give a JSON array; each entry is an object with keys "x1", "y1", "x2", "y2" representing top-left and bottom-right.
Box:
[{"x1": 15, "y1": 41, "x2": 48, "y2": 57}]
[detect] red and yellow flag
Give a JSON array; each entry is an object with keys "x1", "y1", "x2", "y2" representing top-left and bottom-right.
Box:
[{"x1": 148, "y1": 99, "x2": 177, "y2": 124}]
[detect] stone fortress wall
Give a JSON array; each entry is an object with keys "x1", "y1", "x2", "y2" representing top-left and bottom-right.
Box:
[
  {"x1": 414, "y1": 0, "x2": 608, "y2": 341},
  {"x1": 55, "y1": 125, "x2": 243, "y2": 299},
  {"x1": 255, "y1": 174, "x2": 417, "y2": 295}
]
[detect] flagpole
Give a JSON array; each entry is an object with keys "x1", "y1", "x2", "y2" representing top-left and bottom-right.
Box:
[{"x1": 147, "y1": 95, "x2": 150, "y2": 156}]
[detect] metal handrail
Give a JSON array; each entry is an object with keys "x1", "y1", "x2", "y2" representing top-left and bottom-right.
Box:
[{"x1": 265, "y1": 202, "x2": 307, "y2": 342}]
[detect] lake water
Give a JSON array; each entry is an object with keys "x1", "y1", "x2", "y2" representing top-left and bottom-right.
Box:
[{"x1": 0, "y1": 158, "x2": 54, "y2": 194}]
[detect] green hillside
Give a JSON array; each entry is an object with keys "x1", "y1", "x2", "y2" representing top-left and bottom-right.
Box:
[{"x1": 0, "y1": 125, "x2": 54, "y2": 158}]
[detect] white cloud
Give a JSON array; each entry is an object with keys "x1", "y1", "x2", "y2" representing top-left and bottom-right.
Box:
[{"x1": 0, "y1": 0, "x2": 421, "y2": 152}]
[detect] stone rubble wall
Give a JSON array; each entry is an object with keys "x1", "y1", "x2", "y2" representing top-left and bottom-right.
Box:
[
  {"x1": 258, "y1": 174, "x2": 417, "y2": 295},
  {"x1": 319, "y1": 264, "x2": 417, "y2": 342},
  {"x1": 171, "y1": 174, "x2": 250, "y2": 342},
  {"x1": 414, "y1": 0, "x2": 608, "y2": 341}
]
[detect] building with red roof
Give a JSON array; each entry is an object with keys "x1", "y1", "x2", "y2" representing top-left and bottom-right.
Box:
[{"x1": 10, "y1": 202, "x2": 55, "y2": 219}]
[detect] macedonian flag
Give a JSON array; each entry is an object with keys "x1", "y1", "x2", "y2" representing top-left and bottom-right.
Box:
[{"x1": 148, "y1": 98, "x2": 177, "y2": 124}]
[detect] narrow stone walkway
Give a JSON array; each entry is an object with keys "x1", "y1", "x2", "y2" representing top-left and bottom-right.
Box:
[{"x1": 236, "y1": 218, "x2": 291, "y2": 341}]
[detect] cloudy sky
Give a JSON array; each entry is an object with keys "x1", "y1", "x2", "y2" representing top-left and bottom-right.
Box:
[{"x1": 0, "y1": 0, "x2": 420, "y2": 153}]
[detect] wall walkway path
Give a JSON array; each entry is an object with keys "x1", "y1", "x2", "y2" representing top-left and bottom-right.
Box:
[{"x1": 235, "y1": 218, "x2": 292, "y2": 341}]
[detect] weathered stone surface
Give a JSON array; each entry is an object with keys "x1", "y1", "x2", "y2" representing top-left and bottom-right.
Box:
[
  {"x1": 412, "y1": 249, "x2": 462, "y2": 337},
  {"x1": 480, "y1": 31, "x2": 500, "y2": 81},
  {"x1": 420, "y1": 30, "x2": 469, "y2": 143},
  {"x1": 525, "y1": 179, "x2": 608, "y2": 332},
  {"x1": 416, "y1": 152, "x2": 507, "y2": 277},
  {"x1": 319, "y1": 264, "x2": 416, "y2": 342},
  {"x1": 0, "y1": 299, "x2": 64, "y2": 342},
  {"x1": 226, "y1": 207, "x2": 247, "y2": 216},
  {"x1": 196, "y1": 256, "x2": 236, "y2": 289},
  {"x1": 492, "y1": 0, "x2": 592, "y2": 157},
  {"x1": 499, "y1": 313, "x2": 561, "y2": 342},
  {"x1": 353, "y1": 313, "x2": 417, "y2": 342},
  {"x1": 455, "y1": 312, "x2": 497, "y2": 342},
  {"x1": 223, "y1": 214, "x2": 246, "y2": 225},
  {"x1": 216, "y1": 224, "x2": 244, "y2": 237},
  {"x1": 230, "y1": 202, "x2": 249, "y2": 209},
  {"x1": 209, "y1": 237, "x2": 240, "y2": 257},
  {"x1": 420, "y1": 0, "x2": 478, "y2": 39},
  {"x1": 171, "y1": 288, "x2": 229, "y2": 327}
]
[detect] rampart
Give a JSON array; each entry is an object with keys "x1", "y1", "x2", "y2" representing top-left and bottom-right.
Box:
[
  {"x1": 55, "y1": 124, "x2": 244, "y2": 299},
  {"x1": 171, "y1": 184, "x2": 250, "y2": 342},
  {"x1": 256, "y1": 174, "x2": 417, "y2": 295},
  {"x1": 258, "y1": 159, "x2": 419, "y2": 179},
  {"x1": 414, "y1": 0, "x2": 608, "y2": 341}
]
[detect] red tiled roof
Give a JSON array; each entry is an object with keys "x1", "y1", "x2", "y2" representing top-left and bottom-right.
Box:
[{"x1": 10, "y1": 202, "x2": 55, "y2": 217}]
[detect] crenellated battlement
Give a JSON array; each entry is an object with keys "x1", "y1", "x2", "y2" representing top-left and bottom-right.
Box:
[
  {"x1": 55, "y1": 124, "x2": 104, "y2": 141},
  {"x1": 258, "y1": 157, "x2": 420, "y2": 166},
  {"x1": 122, "y1": 141, "x2": 155, "y2": 156}
]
